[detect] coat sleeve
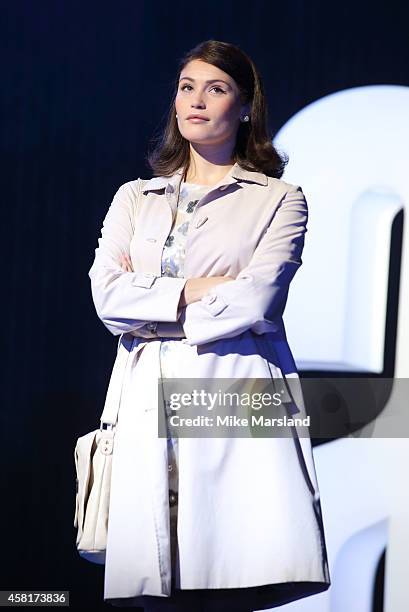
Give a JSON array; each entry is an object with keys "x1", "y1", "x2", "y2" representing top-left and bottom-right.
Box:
[
  {"x1": 180, "y1": 184, "x2": 308, "y2": 346},
  {"x1": 88, "y1": 181, "x2": 188, "y2": 336}
]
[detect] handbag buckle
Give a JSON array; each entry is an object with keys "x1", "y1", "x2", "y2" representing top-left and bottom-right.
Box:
[
  {"x1": 100, "y1": 436, "x2": 114, "y2": 455},
  {"x1": 99, "y1": 422, "x2": 115, "y2": 455}
]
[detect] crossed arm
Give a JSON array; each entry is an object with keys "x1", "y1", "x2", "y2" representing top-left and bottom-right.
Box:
[
  {"x1": 88, "y1": 181, "x2": 308, "y2": 346},
  {"x1": 118, "y1": 251, "x2": 234, "y2": 307}
]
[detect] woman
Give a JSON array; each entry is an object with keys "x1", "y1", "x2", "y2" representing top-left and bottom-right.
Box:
[{"x1": 88, "y1": 40, "x2": 331, "y2": 611}]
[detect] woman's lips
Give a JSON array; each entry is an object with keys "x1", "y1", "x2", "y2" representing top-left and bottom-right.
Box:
[{"x1": 187, "y1": 117, "x2": 209, "y2": 122}]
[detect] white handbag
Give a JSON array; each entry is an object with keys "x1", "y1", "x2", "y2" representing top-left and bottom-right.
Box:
[
  {"x1": 74, "y1": 179, "x2": 147, "y2": 565},
  {"x1": 73, "y1": 427, "x2": 114, "y2": 565},
  {"x1": 73, "y1": 332, "x2": 134, "y2": 565}
]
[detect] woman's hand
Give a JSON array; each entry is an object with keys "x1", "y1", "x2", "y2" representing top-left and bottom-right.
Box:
[
  {"x1": 179, "y1": 276, "x2": 235, "y2": 307},
  {"x1": 119, "y1": 252, "x2": 134, "y2": 272}
]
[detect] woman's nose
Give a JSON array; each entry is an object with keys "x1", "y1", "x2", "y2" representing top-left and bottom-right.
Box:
[{"x1": 191, "y1": 95, "x2": 205, "y2": 107}]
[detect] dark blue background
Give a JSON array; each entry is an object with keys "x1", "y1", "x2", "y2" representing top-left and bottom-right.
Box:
[{"x1": 2, "y1": 0, "x2": 407, "y2": 608}]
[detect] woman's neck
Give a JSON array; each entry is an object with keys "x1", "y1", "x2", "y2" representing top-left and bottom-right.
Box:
[{"x1": 184, "y1": 164, "x2": 234, "y2": 187}]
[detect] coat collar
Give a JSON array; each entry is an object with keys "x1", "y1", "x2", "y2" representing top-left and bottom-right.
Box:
[{"x1": 142, "y1": 162, "x2": 268, "y2": 193}]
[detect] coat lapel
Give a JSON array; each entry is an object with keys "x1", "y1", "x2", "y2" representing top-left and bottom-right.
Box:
[{"x1": 142, "y1": 162, "x2": 268, "y2": 219}]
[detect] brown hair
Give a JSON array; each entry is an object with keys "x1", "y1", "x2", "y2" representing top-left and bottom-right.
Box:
[{"x1": 146, "y1": 40, "x2": 288, "y2": 179}]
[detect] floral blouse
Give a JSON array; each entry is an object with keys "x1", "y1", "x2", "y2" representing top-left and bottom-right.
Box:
[{"x1": 159, "y1": 180, "x2": 212, "y2": 588}]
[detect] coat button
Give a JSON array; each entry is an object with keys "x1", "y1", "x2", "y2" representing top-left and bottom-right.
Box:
[
  {"x1": 202, "y1": 294, "x2": 217, "y2": 304},
  {"x1": 168, "y1": 464, "x2": 173, "y2": 471},
  {"x1": 169, "y1": 489, "x2": 178, "y2": 507},
  {"x1": 195, "y1": 216, "x2": 208, "y2": 228}
]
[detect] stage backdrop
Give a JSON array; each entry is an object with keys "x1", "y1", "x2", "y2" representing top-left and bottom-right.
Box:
[{"x1": 2, "y1": 1, "x2": 408, "y2": 609}]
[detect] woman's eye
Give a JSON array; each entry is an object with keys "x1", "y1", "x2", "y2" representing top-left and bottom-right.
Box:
[{"x1": 180, "y1": 84, "x2": 225, "y2": 94}]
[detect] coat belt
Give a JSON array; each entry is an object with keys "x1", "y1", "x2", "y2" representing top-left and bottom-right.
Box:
[{"x1": 129, "y1": 321, "x2": 186, "y2": 339}]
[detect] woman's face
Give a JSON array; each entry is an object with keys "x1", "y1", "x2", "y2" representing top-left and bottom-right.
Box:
[{"x1": 175, "y1": 59, "x2": 249, "y2": 149}]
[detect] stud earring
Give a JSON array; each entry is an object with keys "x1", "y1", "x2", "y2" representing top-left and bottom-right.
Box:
[
  {"x1": 241, "y1": 115, "x2": 250, "y2": 122},
  {"x1": 176, "y1": 113, "x2": 178, "y2": 118}
]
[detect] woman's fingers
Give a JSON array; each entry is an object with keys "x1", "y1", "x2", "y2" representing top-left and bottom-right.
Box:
[
  {"x1": 125, "y1": 254, "x2": 133, "y2": 272},
  {"x1": 119, "y1": 252, "x2": 133, "y2": 272}
]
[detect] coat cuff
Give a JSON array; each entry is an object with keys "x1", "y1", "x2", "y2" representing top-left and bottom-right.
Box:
[
  {"x1": 199, "y1": 292, "x2": 229, "y2": 316},
  {"x1": 179, "y1": 276, "x2": 282, "y2": 346},
  {"x1": 179, "y1": 278, "x2": 257, "y2": 346},
  {"x1": 89, "y1": 266, "x2": 189, "y2": 335},
  {"x1": 130, "y1": 272, "x2": 157, "y2": 289}
]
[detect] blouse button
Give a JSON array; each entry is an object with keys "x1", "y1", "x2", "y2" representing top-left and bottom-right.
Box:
[{"x1": 146, "y1": 237, "x2": 157, "y2": 243}]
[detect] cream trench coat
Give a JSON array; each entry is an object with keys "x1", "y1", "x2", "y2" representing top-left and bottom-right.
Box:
[{"x1": 88, "y1": 162, "x2": 331, "y2": 606}]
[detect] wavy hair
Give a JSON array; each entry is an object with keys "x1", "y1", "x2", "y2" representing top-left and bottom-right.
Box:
[{"x1": 146, "y1": 40, "x2": 288, "y2": 179}]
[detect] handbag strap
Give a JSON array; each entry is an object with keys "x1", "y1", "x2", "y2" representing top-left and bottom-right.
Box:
[{"x1": 99, "y1": 177, "x2": 147, "y2": 430}]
